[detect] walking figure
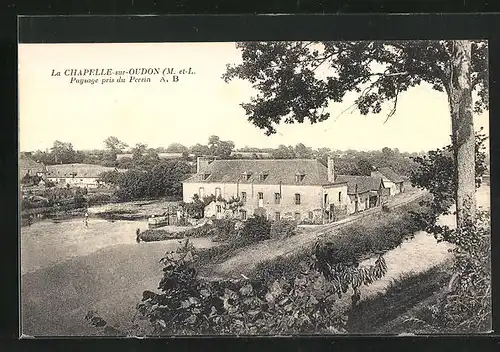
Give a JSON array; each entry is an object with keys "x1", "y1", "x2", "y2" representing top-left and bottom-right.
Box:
[
  {"x1": 136, "y1": 228, "x2": 141, "y2": 243},
  {"x1": 84, "y1": 211, "x2": 89, "y2": 227}
]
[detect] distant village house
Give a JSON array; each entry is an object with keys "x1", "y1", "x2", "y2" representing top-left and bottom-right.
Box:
[
  {"x1": 19, "y1": 157, "x2": 47, "y2": 178},
  {"x1": 46, "y1": 163, "x2": 123, "y2": 189}
]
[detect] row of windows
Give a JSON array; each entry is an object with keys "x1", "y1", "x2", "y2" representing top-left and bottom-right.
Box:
[
  {"x1": 201, "y1": 188, "x2": 303, "y2": 205},
  {"x1": 200, "y1": 187, "x2": 343, "y2": 205},
  {"x1": 215, "y1": 207, "x2": 314, "y2": 222}
]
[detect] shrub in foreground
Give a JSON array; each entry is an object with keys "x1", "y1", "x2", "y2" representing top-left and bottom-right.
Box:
[
  {"x1": 241, "y1": 215, "x2": 272, "y2": 242},
  {"x1": 270, "y1": 220, "x2": 297, "y2": 239},
  {"x1": 107, "y1": 239, "x2": 387, "y2": 336}
]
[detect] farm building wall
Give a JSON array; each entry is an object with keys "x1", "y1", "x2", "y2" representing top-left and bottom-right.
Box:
[{"x1": 184, "y1": 181, "x2": 329, "y2": 223}]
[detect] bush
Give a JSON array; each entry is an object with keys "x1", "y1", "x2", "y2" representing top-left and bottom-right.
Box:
[
  {"x1": 183, "y1": 223, "x2": 216, "y2": 238},
  {"x1": 212, "y1": 219, "x2": 237, "y2": 240},
  {"x1": 251, "y1": 198, "x2": 436, "y2": 286},
  {"x1": 21, "y1": 197, "x2": 49, "y2": 210},
  {"x1": 86, "y1": 193, "x2": 112, "y2": 206},
  {"x1": 132, "y1": 239, "x2": 388, "y2": 336},
  {"x1": 251, "y1": 252, "x2": 307, "y2": 286},
  {"x1": 139, "y1": 229, "x2": 185, "y2": 242},
  {"x1": 241, "y1": 215, "x2": 271, "y2": 242},
  {"x1": 270, "y1": 220, "x2": 298, "y2": 239}
]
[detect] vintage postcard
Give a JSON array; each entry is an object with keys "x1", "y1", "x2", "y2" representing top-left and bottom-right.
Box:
[{"x1": 19, "y1": 39, "x2": 491, "y2": 336}]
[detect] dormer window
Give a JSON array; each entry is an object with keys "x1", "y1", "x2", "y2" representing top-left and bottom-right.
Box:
[
  {"x1": 242, "y1": 171, "x2": 252, "y2": 181},
  {"x1": 295, "y1": 172, "x2": 305, "y2": 182},
  {"x1": 201, "y1": 173, "x2": 210, "y2": 181},
  {"x1": 259, "y1": 171, "x2": 269, "y2": 181}
]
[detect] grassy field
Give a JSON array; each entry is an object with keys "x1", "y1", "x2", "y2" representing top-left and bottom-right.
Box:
[{"x1": 346, "y1": 264, "x2": 451, "y2": 333}]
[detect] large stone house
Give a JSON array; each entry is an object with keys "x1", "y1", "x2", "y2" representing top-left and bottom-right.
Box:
[
  {"x1": 182, "y1": 157, "x2": 350, "y2": 224},
  {"x1": 370, "y1": 167, "x2": 405, "y2": 196},
  {"x1": 46, "y1": 163, "x2": 122, "y2": 188}
]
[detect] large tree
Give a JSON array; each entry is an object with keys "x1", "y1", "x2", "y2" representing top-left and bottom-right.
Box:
[
  {"x1": 51, "y1": 140, "x2": 78, "y2": 164},
  {"x1": 165, "y1": 143, "x2": 189, "y2": 154},
  {"x1": 207, "y1": 135, "x2": 235, "y2": 158},
  {"x1": 223, "y1": 40, "x2": 488, "y2": 229},
  {"x1": 103, "y1": 136, "x2": 128, "y2": 154}
]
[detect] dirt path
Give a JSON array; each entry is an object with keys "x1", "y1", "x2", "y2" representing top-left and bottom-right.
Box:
[
  {"x1": 21, "y1": 238, "x2": 215, "y2": 336},
  {"x1": 205, "y1": 190, "x2": 427, "y2": 278}
]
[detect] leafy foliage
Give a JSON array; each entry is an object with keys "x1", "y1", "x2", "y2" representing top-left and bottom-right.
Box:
[
  {"x1": 21, "y1": 174, "x2": 42, "y2": 186},
  {"x1": 409, "y1": 129, "x2": 488, "y2": 216},
  {"x1": 135, "y1": 238, "x2": 388, "y2": 335},
  {"x1": 431, "y1": 210, "x2": 491, "y2": 332},
  {"x1": 252, "y1": 199, "x2": 434, "y2": 286},
  {"x1": 223, "y1": 41, "x2": 488, "y2": 136},
  {"x1": 398, "y1": 211, "x2": 491, "y2": 333},
  {"x1": 100, "y1": 160, "x2": 191, "y2": 201},
  {"x1": 270, "y1": 219, "x2": 298, "y2": 239},
  {"x1": 240, "y1": 215, "x2": 272, "y2": 242}
]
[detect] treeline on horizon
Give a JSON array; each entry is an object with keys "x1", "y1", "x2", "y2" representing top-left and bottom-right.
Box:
[{"x1": 20, "y1": 135, "x2": 439, "y2": 178}]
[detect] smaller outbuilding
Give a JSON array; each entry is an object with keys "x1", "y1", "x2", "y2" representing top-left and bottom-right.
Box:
[{"x1": 370, "y1": 167, "x2": 405, "y2": 196}]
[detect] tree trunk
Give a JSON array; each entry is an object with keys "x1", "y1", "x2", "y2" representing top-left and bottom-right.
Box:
[{"x1": 446, "y1": 40, "x2": 476, "y2": 229}]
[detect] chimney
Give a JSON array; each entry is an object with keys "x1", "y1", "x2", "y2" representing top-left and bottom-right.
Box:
[
  {"x1": 327, "y1": 156, "x2": 335, "y2": 183},
  {"x1": 197, "y1": 157, "x2": 210, "y2": 174}
]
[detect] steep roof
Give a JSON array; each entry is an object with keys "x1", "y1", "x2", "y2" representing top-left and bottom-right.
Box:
[
  {"x1": 376, "y1": 167, "x2": 404, "y2": 183},
  {"x1": 335, "y1": 175, "x2": 384, "y2": 194},
  {"x1": 183, "y1": 159, "x2": 341, "y2": 186},
  {"x1": 19, "y1": 157, "x2": 46, "y2": 174},
  {"x1": 46, "y1": 164, "x2": 121, "y2": 178}
]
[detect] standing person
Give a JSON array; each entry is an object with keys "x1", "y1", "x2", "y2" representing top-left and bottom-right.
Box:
[
  {"x1": 84, "y1": 211, "x2": 89, "y2": 227},
  {"x1": 28, "y1": 214, "x2": 33, "y2": 227},
  {"x1": 136, "y1": 228, "x2": 141, "y2": 243}
]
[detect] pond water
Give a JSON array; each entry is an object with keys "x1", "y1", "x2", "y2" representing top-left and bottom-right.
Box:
[
  {"x1": 21, "y1": 218, "x2": 151, "y2": 275},
  {"x1": 20, "y1": 217, "x2": 216, "y2": 336}
]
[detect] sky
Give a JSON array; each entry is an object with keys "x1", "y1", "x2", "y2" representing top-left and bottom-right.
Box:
[{"x1": 18, "y1": 42, "x2": 489, "y2": 154}]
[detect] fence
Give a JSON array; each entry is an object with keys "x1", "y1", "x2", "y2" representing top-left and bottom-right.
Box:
[{"x1": 148, "y1": 206, "x2": 180, "y2": 228}]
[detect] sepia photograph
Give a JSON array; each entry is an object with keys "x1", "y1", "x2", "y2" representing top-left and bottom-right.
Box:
[{"x1": 18, "y1": 40, "x2": 491, "y2": 337}]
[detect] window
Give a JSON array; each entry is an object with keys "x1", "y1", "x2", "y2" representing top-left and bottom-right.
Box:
[
  {"x1": 294, "y1": 212, "x2": 301, "y2": 221},
  {"x1": 338, "y1": 191, "x2": 342, "y2": 202},
  {"x1": 241, "y1": 210, "x2": 247, "y2": 220},
  {"x1": 259, "y1": 174, "x2": 268, "y2": 181},
  {"x1": 215, "y1": 187, "x2": 221, "y2": 198},
  {"x1": 241, "y1": 191, "x2": 247, "y2": 203},
  {"x1": 324, "y1": 194, "x2": 328, "y2": 206},
  {"x1": 258, "y1": 192, "x2": 264, "y2": 200},
  {"x1": 295, "y1": 174, "x2": 305, "y2": 182},
  {"x1": 308, "y1": 211, "x2": 314, "y2": 220},
  {"x1": 295, "y1": 193, "x2": 301, "y2": 205},
  {"x1": 274, "y1": 193, "x2": 281, "y2": 204},
  {"x1": 216, "y1": 205, "x2": 222, "y2": 213},
  {"x1": 275, "y1": 212, "x2": 281, "y2": 221},
  {"x1": 199, "y1": 187, "x2": 204, "y2": 198}
]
